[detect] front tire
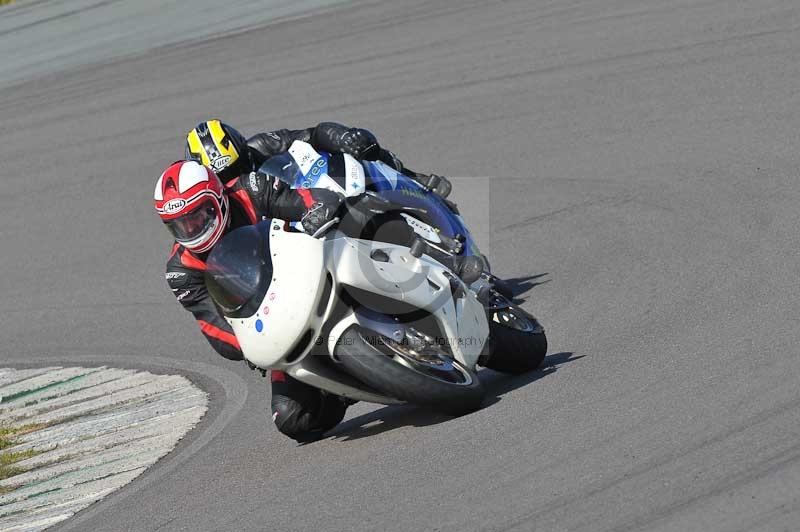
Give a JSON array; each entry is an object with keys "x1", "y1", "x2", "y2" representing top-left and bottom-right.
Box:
[
  {"x1": 336, "y1": 326, "x2": 485, "y2": 416},
  {"x1": 484, "y1": 307, "x2": 547, "y2": 373}
]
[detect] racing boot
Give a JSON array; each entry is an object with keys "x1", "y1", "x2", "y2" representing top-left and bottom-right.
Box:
[{"x1": 270, "y1": 371, "x2": 349, "y2": 443}]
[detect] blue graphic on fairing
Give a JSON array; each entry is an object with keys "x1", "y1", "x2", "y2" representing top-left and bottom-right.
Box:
[
  {"x1": 362, "y1": 161, "x2": 394, "y2": 191},
  {"x1": 255, "y1": 319, "x2": 264, "y2": 333},
  {"x1": 297, "y1": 158, "x2": 328, "y2": 189},
  {"x1": 362, "y1": 161, "x2": 481, "y2": 258},
  {"x1": 258, "y1": 151, "x2": 481, "y2": 259}
]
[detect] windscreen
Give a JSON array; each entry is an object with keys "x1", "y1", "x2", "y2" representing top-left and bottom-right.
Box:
[{"x1": 204, "y1": 221, "x2": 273, "y2": 318}]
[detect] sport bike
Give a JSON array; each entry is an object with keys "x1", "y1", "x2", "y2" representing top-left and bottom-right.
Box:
[{"x1": 204, "y1": 141, "x2": 547, "y2": 414}]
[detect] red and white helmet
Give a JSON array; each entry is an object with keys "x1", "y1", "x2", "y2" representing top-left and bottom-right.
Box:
[{"x1": 154, "y1": 160, "x2": 229, "y2": 253}]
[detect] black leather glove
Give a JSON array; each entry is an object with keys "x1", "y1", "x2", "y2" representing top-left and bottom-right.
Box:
[
  {"x1": 339, "y1": 128, "x2": 381, "y2": 160},
  {"x1": 301, "y1": 190, "x2": 344, "y2": 238}
]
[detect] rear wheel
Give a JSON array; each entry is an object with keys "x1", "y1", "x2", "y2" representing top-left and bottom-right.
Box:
[
  {"x1": 336, "y1": 326, "x2": 485, "y2": 416},
  {"x1": 484, "y1": 307, "x2": 547, "y2": 373}
]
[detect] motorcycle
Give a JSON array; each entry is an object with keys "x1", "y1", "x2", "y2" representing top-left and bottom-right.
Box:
[{"x1": 203, "y1": 141, "x2": 547, "y2": 414}]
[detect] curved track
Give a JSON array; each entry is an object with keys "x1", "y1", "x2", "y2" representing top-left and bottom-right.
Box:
[{"x1": 2, "y1": 0, "x2": 800, "y2": 530}]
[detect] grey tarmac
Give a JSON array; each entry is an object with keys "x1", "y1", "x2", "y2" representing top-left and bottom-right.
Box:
[{"x1": 1, "y1": 0, "x2": 799, "y2": 531}]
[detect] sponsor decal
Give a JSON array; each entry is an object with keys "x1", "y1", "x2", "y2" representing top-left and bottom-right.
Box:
[
  {"x1": 248, "y1": 172, "x2": 260, "y2": 192},
  {"x1": 295, "y1": 152, "x2": 314, "y2": 166},
  {"x1": 165, "y1": 272, "x2": 187, "y2": 280},
  {"x1": 262, "y1": 306, "x2": 270, "y2": 315},
  {"x1": 255, "y1": 319, "x2": 264, "y2": 333},
  {"x1": 289, "y1": 141, "x2": 324, "y2": 177},
  {"x1": 163, "y1": 198, "x2": 187, "y2": 214},
  {"x1": 211, "y1": 156, "x2": 232, "y2": 172},
  {"x1": 269, "y1": 293, "x2": 276, "y2": 301},
  {"x1": 401, "y1": 213, "x2": 442, "y2": 243},
  {"x1": 404, "y1": 216, "x2": 433, "y2": 233},
  {"x1": 177, "y1": 290, "x2": 191, "y2": 301},
  {"x1": 400, "y1": 188, "x2": 427, "y2": 200},
  {"x1": 309, "y1": 158, "x2": 326, "y2": 177},
  {"x1": 300, "y1": 164, "x2": 326, "y2": 189}
]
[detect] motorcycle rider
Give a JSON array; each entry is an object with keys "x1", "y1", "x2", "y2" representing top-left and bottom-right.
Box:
[
  {"x1": 155, "y1": 158, "x2": 348, "y2": 443},
  {"x1": 185, "y1": 119, "x2": 452, "y2": 198},
  {"x1": 161, "y1": 121, "x2": 459, "y2": 442}
]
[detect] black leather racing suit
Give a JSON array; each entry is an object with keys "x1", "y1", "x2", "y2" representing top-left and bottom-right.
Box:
[
  {"x1": 241, "y1": 122, "x2": 409, "y2": 178},
  {"x1": 167, "y1": 124, "x2": 397, "y2": 443},
  {"x1": 247, "y1": 122, "x2": 452, "y2": 198},
  {"x1": 166, "y1": 173, "x2": 348, "y2": 444}
]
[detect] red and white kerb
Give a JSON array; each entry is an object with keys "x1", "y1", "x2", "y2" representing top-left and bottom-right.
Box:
[{"x1": 154, "y1": 160, "x2": 229, "y2": 253}]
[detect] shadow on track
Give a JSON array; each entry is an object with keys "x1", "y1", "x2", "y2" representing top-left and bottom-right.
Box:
[
  {"x1": 496, "y1": 273, "x2": 551, "y2": 304},
  {"x1": 479, "y1": 351, "x2": 582, "y2": 408},
  {"x1": 323, "y1": 351, "x2": 582, "y2": 442}
]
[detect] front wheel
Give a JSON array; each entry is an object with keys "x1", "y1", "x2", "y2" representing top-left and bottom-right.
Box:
[
  {"x1": 336, "y1": 326, "x2": 485, "y2": 416},
  {"x1": 483, "y1": 307, "x2": 547, "y2": 373}
]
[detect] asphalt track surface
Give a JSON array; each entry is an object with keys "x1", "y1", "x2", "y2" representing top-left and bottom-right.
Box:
[{"x1": 2, "y1": 0, "x2": 799, "y2": 530}]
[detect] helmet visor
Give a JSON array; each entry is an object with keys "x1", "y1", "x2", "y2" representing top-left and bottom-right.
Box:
[{"x1": 164, "y1": 198, "x2": 219, "y2": 245}]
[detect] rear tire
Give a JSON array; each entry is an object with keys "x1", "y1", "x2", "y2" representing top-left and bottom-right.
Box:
[
  {"x1": 484, "y1": 308, "x2": 547, "y2": 373},
  {"x1": 336, "y1": 326, "x2": 485, "y2": 416}
]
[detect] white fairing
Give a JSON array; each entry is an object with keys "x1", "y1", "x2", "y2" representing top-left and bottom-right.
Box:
[
  {"x1": 225, "y1": 222, "x2": 326, "y2": 368},
  {"x1": 342, "y1": 153, "x2": 366, "y2": 196},
  {"x1": 225, "y1": 223, "x2": 490, "y2": 404},
  {"x1": 323, "y1": 237, "x2": 488, "y2": 368}
]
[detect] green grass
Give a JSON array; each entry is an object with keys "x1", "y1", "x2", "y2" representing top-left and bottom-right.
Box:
[
  {"x1": 0, "y1": 464, "x2": 23, "y2": 483},
  {"x1": 0, "y1": 423, "x2": 45, "y2": 450},
  {"x1": 0, "y1": 450, "x2": 41, "y2": 485},
  {"x1": 0, "y1": 449, "x2": 39, "y2": 468},
  {"x1": 0, "y1": 424, "x2": 45, "y2": 487}
]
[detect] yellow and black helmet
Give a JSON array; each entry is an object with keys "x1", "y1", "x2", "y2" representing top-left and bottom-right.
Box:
[{"x1": 185, "y1": 120, "x2": 249, "y2": 181}]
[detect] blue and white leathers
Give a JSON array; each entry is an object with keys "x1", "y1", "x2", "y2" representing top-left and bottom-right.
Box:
[{"x1": 260, "y1": 140, "x2": 482, "y2": 259}]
